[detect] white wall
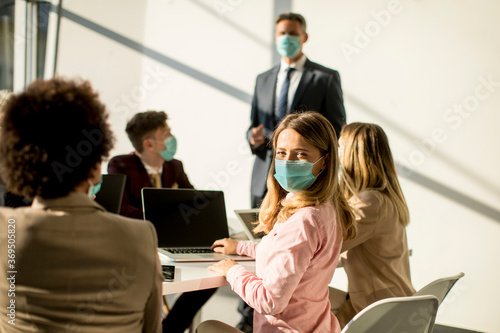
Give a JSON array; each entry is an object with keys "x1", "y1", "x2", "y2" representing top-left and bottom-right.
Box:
[
  {"x1": 297, "y1": 1, "x2": 500, "y2": 331},
  {"x1": 55, "y1": 1, "x2": 500, "y2": 331}
]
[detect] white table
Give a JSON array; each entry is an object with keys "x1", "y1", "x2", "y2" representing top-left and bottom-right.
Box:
[
  {"x1": 159, "y1": 252, "x2": 347, "y2": 295},
  {"x1": 159, "y1": 252, "x2": 256, "y2": 295}
]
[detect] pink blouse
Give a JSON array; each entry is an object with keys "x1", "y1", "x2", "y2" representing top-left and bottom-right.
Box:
[{"x1": 226, "y1": 199, "x2": 343, "y2": 332}]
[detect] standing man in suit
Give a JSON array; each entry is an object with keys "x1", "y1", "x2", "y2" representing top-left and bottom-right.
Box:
[
  {"x1": 108, "y1": 111, "x2": 216, "y2": 333},
  {"x1": 238, "y1": 12, "x2": 347, "y2": 332},
  {"x1": 248, "y1": 12, "x2": 346, "y2": 209}
]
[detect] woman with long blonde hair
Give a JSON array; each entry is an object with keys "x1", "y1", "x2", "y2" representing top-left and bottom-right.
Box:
[
  {"x1": 331, "y1": 122, "x2": 416, "y2": 327},
  {"x1": 202, "y1": 111, "x2": 356, "y2": 333}
]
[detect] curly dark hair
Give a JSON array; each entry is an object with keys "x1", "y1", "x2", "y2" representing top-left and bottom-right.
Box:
[
  {"x1": 0, "y1": 77, "x2": 115, "y2": 198},
  {"x1": 125, "y1": 110, "x2": 168, "y2": 153}
]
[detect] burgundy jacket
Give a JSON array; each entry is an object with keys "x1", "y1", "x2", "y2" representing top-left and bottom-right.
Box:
[{"x1": 107, "y1": 153, "x2": 193, "y2": 219}]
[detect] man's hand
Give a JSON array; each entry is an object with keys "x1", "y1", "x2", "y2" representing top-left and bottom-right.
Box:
[
  {"x1": 208, "y1": 259, "x2": 238, "y2": 277},
  {"x1": 250, "y1": 124, "x2": 265, "y2": 147}
]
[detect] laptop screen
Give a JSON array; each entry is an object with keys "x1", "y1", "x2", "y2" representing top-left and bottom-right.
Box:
[
  {"x1": 141, "y1": 188, "x2": 230, "y2": 248},
  {"x1": 234, "y1": 209, "x2": 265, "y2": 241},
  {"x1": 94, "y1": 174, "x2": 126, "y2": 214}
]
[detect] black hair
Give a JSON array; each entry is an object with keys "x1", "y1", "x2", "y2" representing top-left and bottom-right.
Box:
[{"x1": 0, "y1": 77, "x2": 115, "y2": 198}]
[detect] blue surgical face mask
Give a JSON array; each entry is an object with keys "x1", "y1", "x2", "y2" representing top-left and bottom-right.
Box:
[
  {"x1": 158, "y1": 136, "x2": 177, "y2": 162},
  {"x1": 274, "y1": 156, "x2": 325, "y2": 193},
  {"x1": 276, "y1": 35, "x2": 301, "y2": 59},
  {"x1": 88, "y1": 176, "x2": 102, "y2": 199}
]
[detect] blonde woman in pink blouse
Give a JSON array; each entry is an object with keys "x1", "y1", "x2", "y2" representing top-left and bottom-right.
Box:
[{"x1": 198, "y1": 112, "x2": 357, "y2": 333}]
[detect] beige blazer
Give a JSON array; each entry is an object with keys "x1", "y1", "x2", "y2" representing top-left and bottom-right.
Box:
[
  {"x1": 0, "y1": 191, "x2": 163, "y2": 333},
  {"x1": 339, "y1": 190, "x2": 415, "y2": 320}
]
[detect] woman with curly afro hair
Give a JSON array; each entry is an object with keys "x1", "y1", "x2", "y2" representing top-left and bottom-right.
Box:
[{"x1": 0, "y1": 78, "x2": 163, "y2": 332}]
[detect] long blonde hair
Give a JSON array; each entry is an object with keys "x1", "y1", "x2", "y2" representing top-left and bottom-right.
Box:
[
  {"x1": 339, "y1": 123, "x2": 410, "y2": 226},
  {"x1": 255, "y1": 112, "x2": 357, "y2": 241}
]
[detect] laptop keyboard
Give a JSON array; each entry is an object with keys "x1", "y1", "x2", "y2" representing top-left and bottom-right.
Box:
[{"x1": 164, "y1": 248, "x2": 213, "y2": 254}]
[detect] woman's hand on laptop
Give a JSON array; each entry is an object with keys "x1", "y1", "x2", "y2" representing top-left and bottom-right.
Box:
[
  {"x1": 208, "y1": 259, "x2": 237, "y2": 277},
  {"x1": 211, "y1": 238, "x2": 238, "y2": 254}
]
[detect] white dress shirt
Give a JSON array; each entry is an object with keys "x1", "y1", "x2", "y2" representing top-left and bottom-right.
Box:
[
  {"x1": 275, "y1": 54, "x2": 307, "y2": 114},
  {"x1": 141, "y1": 157, "x2": 162, "y2": 188}
]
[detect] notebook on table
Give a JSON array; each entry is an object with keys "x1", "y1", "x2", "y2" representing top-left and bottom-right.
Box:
[
  {"x1": 94, "y1": 174, "x2": 126, "y2": 214},
  {"x1": 141, "y1": 188, "x2": 253, "y2": 262},
  {"x1": 234, "y1": 208, "x2": 265, "y2": 242}
]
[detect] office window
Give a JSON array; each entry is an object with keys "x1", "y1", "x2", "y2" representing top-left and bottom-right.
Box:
[
  {"x1": 35, "y1": 1, "x2": 50, "y2": 79},
  {"x1": 0, "y1": 0, "x2": 14, "y2": 90},
  {"x1": 0, "y1": 0, "x2": 51, "y2": 91}
]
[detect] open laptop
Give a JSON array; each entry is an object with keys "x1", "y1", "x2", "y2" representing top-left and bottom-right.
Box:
[
  {"x1": 234, "y1": 208, "x2": 265, "y2": 242},
  {"x1": 141, "y1": 188, "x2": 253, "y2": 262},
  {"x1": 94, "y1": 174, "x2": 126, "y2": 214}
]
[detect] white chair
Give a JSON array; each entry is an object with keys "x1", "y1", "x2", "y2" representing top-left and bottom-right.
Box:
[
  {"x1": 197, "y1": 296, "x2": 438, "y2": 333},
  {"x1": 341, "y1": 295, "x2": 439, "y2": 333},
  {"x1": 413, "y1": 272, "x2": 465, "y2": 305},
  {"x1": 196, "y1": 319, "x2": 243, "y2": 333}
]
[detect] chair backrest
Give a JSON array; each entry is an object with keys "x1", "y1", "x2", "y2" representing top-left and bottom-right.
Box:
[
  {"x1": 341, "y1": 295, "x2": 439, "y2": 333},
  {"x1": 413, "y1": 272, "x2": 465, "y2": 305}
]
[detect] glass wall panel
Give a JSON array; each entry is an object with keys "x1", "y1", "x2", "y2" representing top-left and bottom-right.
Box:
[
  {"x1": 0, "y1": 0, "x2": 15, "y2": 90},
  {"x1": 0, "y1": 0, "x2": 51, "y2": 90}
]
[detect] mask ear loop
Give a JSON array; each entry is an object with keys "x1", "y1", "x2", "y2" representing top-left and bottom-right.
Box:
[
  {"x1": 87, "y1": 179, "x2": 94, "y2": 198},
  {"x1": 313, "y1": 155, "x2": 327, "y2": 165},
  {"x1": 313, "y1": 155, "x2": 328, "y2": 180},
  {"x1": 314, "y1": 155, "x2": 329, "y2": 179}
]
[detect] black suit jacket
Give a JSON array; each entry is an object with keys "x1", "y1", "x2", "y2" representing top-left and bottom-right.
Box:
[
  {"x1": 107, "y1": 153, "x2": 193, "y2": 219},
  {"x1": 247, "y1": 58, "x2": 346, "y2": 200}
]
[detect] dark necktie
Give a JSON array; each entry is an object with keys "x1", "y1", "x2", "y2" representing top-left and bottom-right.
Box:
[{"x1": 275, "y1": 67, "x2": 295, "y2": 124}]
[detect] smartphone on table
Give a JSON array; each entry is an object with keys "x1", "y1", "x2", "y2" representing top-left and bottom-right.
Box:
[{"x1": 162, "y1": 265, "x2": 175, "y2": 282}]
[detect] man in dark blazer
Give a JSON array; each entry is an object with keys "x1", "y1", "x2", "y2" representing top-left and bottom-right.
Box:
[
  {"x1": 108, "y1": 111, "x2": 215, "y2": 333},
  {"x1": 108, "y1": 153, "x2": 192, "y2": 219},
  {"x1": 108, "y1": 111, "x2": 193, "y2": 219},
  {"x1": 248, "y1": 12, "x2": 346, "y2": 208}
]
